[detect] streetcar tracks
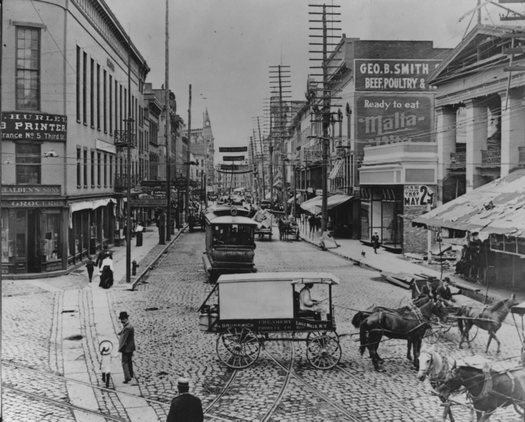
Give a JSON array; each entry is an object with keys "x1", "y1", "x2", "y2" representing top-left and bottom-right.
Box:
[
  {"x1": 4, "y1": 384, "x2": 129, "y2": 422},
  {"x1": 203, "y1": 367, "x2": 239, "y2": 414},
  {"x1": 263, "y1": 346, "x2": 362, "y2": 421},
  {"x1": 260, "y1": 341, "x2": 295, "y2": 422}
]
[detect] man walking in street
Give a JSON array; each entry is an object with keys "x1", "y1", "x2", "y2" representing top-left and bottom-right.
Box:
[
  {"x1": 371, "y1": 231, "x2": 380, "y2": 254},
  {"x1": 118, "y1": 311, "x2": 135, "y2": 384},
  {"x1": 85, "y1": 256, "x2": 95, "y2": 283},
  {"x1": 166, "y1": 377, "x2": 203, "y2": 422}
]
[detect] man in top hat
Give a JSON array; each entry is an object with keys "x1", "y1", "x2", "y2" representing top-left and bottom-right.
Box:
[
  {"x1": 166, "y1": 377, "x2": 203, "y2": 422},
  {"x1": 117, "y1": 311, "x2": 136, "y2": 384}
]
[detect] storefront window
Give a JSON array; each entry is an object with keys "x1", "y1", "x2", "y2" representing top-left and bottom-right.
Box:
[
  {"x1": 41, "y1": 213, "x2": 61, "y2": 261},
  {"x1": 15, "y1": 210, "x2": 26, "y2": 257},
  {"x1": 1, "y1": 212, "x2": 11, "y2": 263}
]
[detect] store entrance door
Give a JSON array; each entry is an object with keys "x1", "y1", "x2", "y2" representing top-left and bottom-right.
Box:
[{"x1": 27, "y1": 210, "x2": 41, "y2": 273}]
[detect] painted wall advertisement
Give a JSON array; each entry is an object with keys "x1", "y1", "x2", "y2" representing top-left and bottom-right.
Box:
[
  {"x1": 354, "y1": 59, "x2": 441, "y2": 92},
  {"x1": 355, "y1": 93, "x2": 433, "y2": 157},
  {"x1": 404, "y1": 185, "x2": 435, "y2": 206},
  {"x1": 1, "y1": 112, "x2": 67, "y2": 142}
]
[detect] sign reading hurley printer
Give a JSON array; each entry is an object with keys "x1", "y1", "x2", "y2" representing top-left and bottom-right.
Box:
[
  {"x1": 354, "y1": 59, "x2": 440, "y2": 92},
  {"x1": 1, "y1": 112, "x2": 67, "y2": 142}
]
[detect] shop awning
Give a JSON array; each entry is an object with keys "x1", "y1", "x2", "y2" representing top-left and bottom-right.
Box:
[
  {"x1": 412, "y1": 168, "x2": 525, "y2": 236},
  {"x1": 300, "y1": 194, "x2": 353, "y2": 215},
  {"x1": 68, "y1": 198, "x2": 117, "y2": 228},
  {"x1": 328, "y1": 160, "x2": 343, "y2": 180}
]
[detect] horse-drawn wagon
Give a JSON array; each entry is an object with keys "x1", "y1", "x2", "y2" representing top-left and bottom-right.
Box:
[{"x1": 198, "y1": 272, "x2": 342, "y2": 369}]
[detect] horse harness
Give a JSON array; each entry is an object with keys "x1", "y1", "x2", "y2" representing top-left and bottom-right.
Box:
[{"x1": 466, "y1": 365, "x2": 518, "y2": 405}]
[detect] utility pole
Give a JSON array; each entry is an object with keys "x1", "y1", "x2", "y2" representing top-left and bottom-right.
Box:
[
  {"x1": 257, "y1": 118, "x2": 266, "y2": 200},
  {"x1": 185, "y1": 84, "x2": 192, "y2": 222},
  {"x1": 308, "y1": 3, "x2": 341, "y2": 233},
  {"x1": 125, "y1": 33, "x2": 133, "y2": 283},
  {"x1": 164, "y1": 0, "x2": 171, "y2": 241}
]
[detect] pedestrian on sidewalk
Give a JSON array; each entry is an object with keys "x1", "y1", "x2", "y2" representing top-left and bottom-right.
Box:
[
  {"x1": 85, "y1": 256, "x2": 95, "y2": 283},
  {"x1": 166, "y1": 377, "x2": 203, "y2": 422},
  {"x1": 96, "y1": 244, "x2": 109, "y2": 269},
  {"x1": 118, "y1": 311, "x2": 136, "y2": 384},
  {"x1": 99, "y1": 253, "x2": 114, "y2": 289},
  {"x1": 99, "y1": 340, "x2": 115, "y2": 388},
  {"x1": 371, "y1": 232, "x2": 380, "y2": 254},
  {"x1": 135, "y1": 221, "x2": 144, "y2": 247}
]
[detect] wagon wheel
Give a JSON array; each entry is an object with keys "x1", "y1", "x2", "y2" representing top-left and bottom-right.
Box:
[
  {"x1": 464, "y1": 324, "x2": 479, "y2": 343},
  {"x1": 216, "y1": 327, "x2": 260, "y2": 369},
  {"x1": 425, "y1": 322, "x2": 453, "y2": 344},
  {"x1": 306, "y1": 331, "x2": 341, "y2": 369}
]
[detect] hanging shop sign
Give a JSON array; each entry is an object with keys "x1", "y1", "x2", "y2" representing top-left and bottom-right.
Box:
[
  {"x1": 354, "y1": 59, "x2": 441, "y2": 92},
  {"x1": 1, "y1": 112, "x2": 67, "y2": 142},
  {"x1": 404, "y1": 185, "x2": 434, "y2": 206}
]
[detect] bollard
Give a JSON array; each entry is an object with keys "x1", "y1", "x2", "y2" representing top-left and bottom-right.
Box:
[{"x1": 132, "y1": 260, "x2": 139, "y2": 276}]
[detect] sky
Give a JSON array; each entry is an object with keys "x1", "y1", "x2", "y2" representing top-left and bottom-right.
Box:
[{"x1": 106, "y1": 0, "x2": 525, "y2": 156}]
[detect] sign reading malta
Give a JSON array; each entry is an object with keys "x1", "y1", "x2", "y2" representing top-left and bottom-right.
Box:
[
  {"x1": 1, "y1": 112, "x2": 67, "y2": 142},
  {"x1": 355, "y1": 59, "x2": 441, "y2": 92}
]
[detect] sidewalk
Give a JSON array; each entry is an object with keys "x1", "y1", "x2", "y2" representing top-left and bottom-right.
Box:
[
  {"x1": 58, "y1": 225, "x2": 181, "y2": 422},
  {"x1": 297, "y1": 221, "x2": 525, "y2": 305}
]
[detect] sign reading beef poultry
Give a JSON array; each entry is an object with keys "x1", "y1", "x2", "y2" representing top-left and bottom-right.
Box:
[
  {"x1": 356, "y1": 94, "x2": 432, "y2": 153},
  {"x1": 1, "y1": 112, "x2": 67, "y2": 142},
  {"x1": 355, "y1": 59, "x2": 440, "y2": 92}
]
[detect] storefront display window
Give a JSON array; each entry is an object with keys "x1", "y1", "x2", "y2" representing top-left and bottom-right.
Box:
[
  {"x1": 1, "y1": 212, "x2": 12, "y2": 263},
  {"x1": 41, "y1": 213, "x2": 61, "y2": 261}
]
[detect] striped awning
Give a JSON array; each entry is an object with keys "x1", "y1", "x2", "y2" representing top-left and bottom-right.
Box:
[{"x1": 300, "y1": 194, "x2": 353, "y2": 215}]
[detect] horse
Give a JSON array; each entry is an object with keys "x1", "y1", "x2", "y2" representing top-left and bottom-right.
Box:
[
  {"x1": 352, "y1": 296, "x2": 431, "y2": 362},
  {"x1": 356, "y1": 298, "x2": 447, "y2": 371},
  {"x1": 417, "y1": 348, "x2": 457, "y2": 421},
  {"x1": 457, "y1": 294, "x2": 517, "y2": 353},
  {"x1": 437, "y1": 364, "x2": 525, "y2": 421}
]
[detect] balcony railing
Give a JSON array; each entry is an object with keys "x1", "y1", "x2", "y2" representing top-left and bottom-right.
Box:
[
  {"x1": 114, "y1": 174, "x2": 140, "y2": 192},
  {"x1": 449, "y1": 152, "x2": 466, "y2": 169},
  {"x1": 479, "y1": 149, "x2": 501, "y2": 168},
  {"x1": 114, "y1": 130, "x2": 136, "y2": 148}
]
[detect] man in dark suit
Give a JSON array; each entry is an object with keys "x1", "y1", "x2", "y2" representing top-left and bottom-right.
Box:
[
  {"x1": 167, "y1": 378, "x2": 203, "y2": 422},
  {"x1": 118, "y1": 311, "x2": 136, "y2": 384}
]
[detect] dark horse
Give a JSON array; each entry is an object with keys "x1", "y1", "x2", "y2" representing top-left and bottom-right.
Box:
[
  {"x1": 457, "y1": 294, "x2": 517, "y2": 353},
  {"x1": 352, "y1": 296, "x2": 431, "y2": 362},
  {"x1": 437, "y1": 364, "x2": 525, "y2": 421},
  {"x1": 354, "y1": 298, "x2": 446, "y2": 371}
]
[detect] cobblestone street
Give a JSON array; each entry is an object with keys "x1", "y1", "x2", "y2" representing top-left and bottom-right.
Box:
[{"x1": 3, "y1": 230, "x2": 525, "y2": 421}]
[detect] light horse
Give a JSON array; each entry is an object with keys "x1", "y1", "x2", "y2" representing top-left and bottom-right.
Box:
[
  {"x1": 437, "y1": 363, "x2": 525, "y2": 421},
  {"x1": 457, "y1": 294, "x2": 517, "y2": 353},
  {"x1": 356, "y1": 298, "x2": 446, "y2": 371},
  {"x1": 418, "y1": 348, "x2": 457, "y2": 421}
]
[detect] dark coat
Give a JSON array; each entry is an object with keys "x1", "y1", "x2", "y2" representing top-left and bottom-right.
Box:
[
  {"x1": 99, "y1": 265, "x2": 113, "y2": 289},
  {"x1": 166, "y1": 393, "x2": 203, "y2": 422},
  {"x1": 118, "y1": 322, "x2": 136, "y2": 353}
]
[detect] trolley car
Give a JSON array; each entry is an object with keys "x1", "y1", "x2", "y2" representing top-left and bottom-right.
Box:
[
  {"x1": 202, "y1": 205, "x2": 258, "y2": 282},
  {"x1": 198, "y1": 272, "x2": 342, "y2": 369}
]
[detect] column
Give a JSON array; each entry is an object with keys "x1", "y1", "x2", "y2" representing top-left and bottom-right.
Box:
[
  {"x1": 435, "y1": 105, "x2": 457, "y2": 201},
  {"x1": 464, "y1": 99, "x2": 488, "y2": 192},
  {"x1": 500, "y1": 88, "x2": 525, "y2": 177}
]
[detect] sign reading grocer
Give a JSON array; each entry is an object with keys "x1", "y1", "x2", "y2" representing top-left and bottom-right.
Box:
[
  {"x1": 404, "y1": 185, "x2": 434, "y2": 206},
  {"x1": 1, "y1": 112, "x2": 67, "y2": 142},
  {"x1": 355, "y1": 59, "x2": 441, "y2": 92}
]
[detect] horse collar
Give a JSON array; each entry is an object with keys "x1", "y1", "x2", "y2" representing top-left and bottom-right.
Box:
[{"x1": 470, "y1": 365, "x2": 493, "y2": 402}]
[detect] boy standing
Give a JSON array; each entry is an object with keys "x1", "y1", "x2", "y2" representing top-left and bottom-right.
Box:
[{"x1": 85, "y1": 256, "x2": 95, "y2": 283}]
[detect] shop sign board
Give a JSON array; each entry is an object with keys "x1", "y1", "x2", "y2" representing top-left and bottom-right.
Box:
[
  {"x1": 355, "y1": 93, "x2": 432, "y2": 157},
  {"x1": 5, "y1": 199, "x2": 65, "y2": 208},
  {"x1": 129, "y1": 198, "x2": 168, "y2": 208},
  {"x1": 354, "y1": 59, "x2": 441, "y2": 92},
  {"x1": 1, "y1": 112, "x2": 67, "y2": 142},
  {"x1": 2, "y1": 185, "x2": 61, "y2": 195},
  {"x1": 404, "y1": 185, "x2": 434, "y2": 206}
]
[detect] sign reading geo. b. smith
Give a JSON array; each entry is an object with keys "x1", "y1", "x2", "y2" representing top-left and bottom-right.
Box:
[{"x1": 1, "y1": 112, "x2": 67, "y2": 142}]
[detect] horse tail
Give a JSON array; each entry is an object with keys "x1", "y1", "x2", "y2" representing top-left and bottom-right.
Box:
[{"x1": 352, "y1": 311, "x2": 367, "y2": 328}]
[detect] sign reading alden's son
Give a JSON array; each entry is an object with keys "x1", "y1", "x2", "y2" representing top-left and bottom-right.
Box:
[{"x1": 1, "y1": 112, "x2": 67, "y2": 142}]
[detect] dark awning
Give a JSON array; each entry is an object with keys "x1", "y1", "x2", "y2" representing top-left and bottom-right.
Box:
[{"x1": 412, "y1": 169, "x2": 525, "y2": 236}]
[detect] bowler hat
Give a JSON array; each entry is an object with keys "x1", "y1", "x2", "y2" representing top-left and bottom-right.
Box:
[
  {"x1": 118, "y1": 311, "x2": 129, "y2": 320},
  {"x1": 177, "y1": 377, "x2": 190, "y2": 390}
]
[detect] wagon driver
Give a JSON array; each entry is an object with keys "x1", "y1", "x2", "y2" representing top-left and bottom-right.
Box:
[{"x1": 299, "y1": 283, "x2": 328, "y2": 320}]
